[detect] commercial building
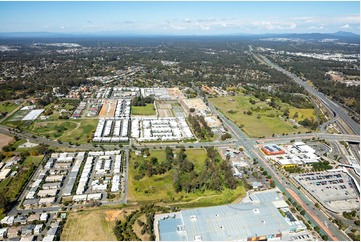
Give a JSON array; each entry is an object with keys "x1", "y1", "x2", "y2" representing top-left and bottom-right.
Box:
[
  {"x1": 155, "y1": 189, "x2": 306, "y2": 241},
  {"x1": 261, "y1": 144, "x2": 285, "y2": 155},
  {"x1": 266, "y1": 142, "x2": 320, "y2": 168}
]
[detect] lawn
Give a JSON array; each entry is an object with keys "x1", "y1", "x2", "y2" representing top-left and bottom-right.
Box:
[
  {"x1": 131, "y1": 104, "x2": 156, "y2": 116},
  {"x1": 128, "y1": 148, "x2": 246, "y2": 206},
  {"x1": 27, "y1": 119, "x2": 98, "y2": 143},
  {"x1": 61, "y1": 209, "x2": 125, "y2": 241},
  {"x1": 209, "y1": 95, "x2": 313, "y2": 137},
  {"x1": 0, "y1": 101, "x2": 18, "y2": 113}
]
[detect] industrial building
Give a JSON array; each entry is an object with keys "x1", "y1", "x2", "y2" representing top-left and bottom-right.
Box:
[
  {"x1": 131, "y1": 117, "x2": 194, "y2": 141},
  {"x1": 155, "y1": 189, "x2": 307, "y2": 241}
]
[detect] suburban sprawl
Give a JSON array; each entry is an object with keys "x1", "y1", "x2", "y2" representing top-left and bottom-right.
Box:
[{"x1": 0, "y1": 31, "x2": 359, "y2": 242}]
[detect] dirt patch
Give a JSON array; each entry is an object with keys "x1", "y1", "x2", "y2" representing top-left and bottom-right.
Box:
[
  {"x1": 105, "y1": 210, "x2": 125, "y2": 222},
  {"x1": 99, "y1": 100, "x2": 117, "y2": 117},
  {"x1": 158, "y1": 109, "x2": 173, "y2": 117},
  {"x1": 0, "y1": 134, "x2": 14, "y2": 150}
]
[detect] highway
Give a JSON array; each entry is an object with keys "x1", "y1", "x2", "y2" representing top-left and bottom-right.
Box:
[
  {"x1": 207, "y1": 98, "x2": 350, "y2": 241},
  {"x1": 252, "y1": 50, "x2": 360, "y2": 136}
]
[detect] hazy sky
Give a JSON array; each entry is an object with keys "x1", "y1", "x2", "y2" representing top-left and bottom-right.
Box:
[{"x1": 0, "y1": 1, "x2": 359, "y2": 35}]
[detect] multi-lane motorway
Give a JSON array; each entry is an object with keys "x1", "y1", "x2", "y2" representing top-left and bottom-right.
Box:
[{"x1": 251, "y1": 49, "x2": 360, "y2": 136}]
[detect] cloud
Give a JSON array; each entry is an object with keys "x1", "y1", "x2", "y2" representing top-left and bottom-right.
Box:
[
  {"x1": 341, "y1": 24, "x2": 351, "y2": 29},
  {"x1": 308, "y1": 25, "x2": 324, "y2": 30},
  {"x1": 253, "y1": 21, "x2": 297, "y2": 30},
  {"x1": 60, "y1": 26, "x2": 65, "y2": 29}
]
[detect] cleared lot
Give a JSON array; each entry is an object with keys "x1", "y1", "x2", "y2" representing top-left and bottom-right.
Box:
[
  {"x1": 0, "y1": 134, "x2": 14, "y2": 150},
  {"x1": 61, "y1": 209, "x2": 125, "y2": 241}
]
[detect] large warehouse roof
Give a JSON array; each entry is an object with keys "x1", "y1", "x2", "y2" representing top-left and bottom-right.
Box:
[{"x1": 156, "y1": 190, "x2": 306, "y2": 241}]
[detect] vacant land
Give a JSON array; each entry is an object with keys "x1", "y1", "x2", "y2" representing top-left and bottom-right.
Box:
[
  {"x1": 61, "y1": 209, "x2": 128, "y2": 241},
  {"x1": 99, "y1": 100, "x2": 117, "y2": 118},
  {"x1": 27, "y1": 119, "x2": 97, "y2": 143},
  {"x1": 209, "y1": 95, "x2": 313, "y2": 137},
  {"x1": 0, "y1": 134, "x2": 14, "y2": 150},
  {"x1": 128, "y1": 148, "x2": 245, "y2": 207},
  {"x1": 131, "y1": 103, "x2": 156, "y2": 116}
]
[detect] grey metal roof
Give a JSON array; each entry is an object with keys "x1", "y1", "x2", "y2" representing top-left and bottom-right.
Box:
[
  {"x1": 158, "y1": 217, "x2": 187, "y2": 241},
  {"x1": 158, "y1": 190, "x2": 302, "y2": 241}
]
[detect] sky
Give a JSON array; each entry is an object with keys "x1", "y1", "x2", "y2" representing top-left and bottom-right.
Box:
[{"x1": 0, "y1": 1, "x2": 359, "y2": 35}]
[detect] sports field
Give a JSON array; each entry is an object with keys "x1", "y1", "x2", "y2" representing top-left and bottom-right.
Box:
[{"x1": 209, "y1": 95, "x2": 314, "y2": 137}]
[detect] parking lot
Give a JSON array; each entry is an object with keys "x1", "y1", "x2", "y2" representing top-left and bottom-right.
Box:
[{"x1": 294, "y1": 169, "x2": 359, "y2": 212}]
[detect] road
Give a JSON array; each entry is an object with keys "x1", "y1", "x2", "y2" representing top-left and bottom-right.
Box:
[
  {"x1": 252, "y1": 50, "x2": 360, "y2": 136},
  {"x1": 207, "y1": 97, "x2": 350, "y2": 241}
]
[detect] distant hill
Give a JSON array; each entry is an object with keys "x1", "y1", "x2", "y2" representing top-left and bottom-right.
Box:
[{"x1": 0, "y1": 31, "x2": 359, "y2": 43}]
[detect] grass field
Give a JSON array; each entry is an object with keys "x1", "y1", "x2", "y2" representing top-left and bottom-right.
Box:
[
  {"x1": 27, "y1": 119, "x2": 98, "y2": 143},
  {"x1": 128, "y1": 148, "x2": 246, "y2": 206},
  {"x1": 61, "y1": 209, "x2": 127, "y2": 241},
  {"x1": 131, "y1": 104, "x2": 156, "y2": 116},
  {"x1": 289, "y1": 108, "x2": 316, "y2": 122},
  {"x1": 0, "y1": 101, "x2": 18, "y2": 114},
  {"x1": 209, "y1": 95, "x2": 314, "y2": 137}
]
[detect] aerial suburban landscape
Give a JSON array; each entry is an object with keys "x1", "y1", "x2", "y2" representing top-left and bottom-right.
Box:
[{"x1": 0, "y1": 1, "x2": 359, "y2": 241}]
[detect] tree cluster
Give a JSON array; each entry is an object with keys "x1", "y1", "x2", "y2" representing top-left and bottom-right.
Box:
[
  {"x1": 173, "y1": 146, "x2": 239, "y2": 193},
  {"x1": 187, "y1": 115, "x2": 214, "y2": 141},
  {"x1": 131, "y1": 96, "x2": 154, "y2": 106}
]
